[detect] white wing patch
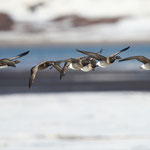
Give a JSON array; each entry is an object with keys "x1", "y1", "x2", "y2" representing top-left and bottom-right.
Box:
[
  {"x1": 141, "y1": 63, "x2": 150, "y2": 70},
  {"x1": 97, "y1": 61, "x2": 110, "y2": 68}
]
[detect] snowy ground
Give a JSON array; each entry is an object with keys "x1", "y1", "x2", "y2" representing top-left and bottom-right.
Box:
[
  {"x1": 0, "y1": 92, "x2": 150, "y2": 150},
  {"x1": 0, "y1": 0, "x2": 150, "y2": 21},
  {"x1": 0, "y1": 0, "x2": 150, "y2": 44}
]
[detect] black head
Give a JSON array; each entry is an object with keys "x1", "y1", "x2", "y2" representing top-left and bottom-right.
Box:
[
  {"x1": 14, "y1": 60, "x2": 20, "y2": 64},
  {"x1": 109, "y1": 56, "x2": 121, "y2": 63},
  {"x1": 109, "y1": 57, "x2": 115, "y2": 63},
  {"x1": 90, "y1": 59, "x2": 97, "y2": 68},
  {"x1": 115, "y1": 56, "x2": 121, "y2": 60}
]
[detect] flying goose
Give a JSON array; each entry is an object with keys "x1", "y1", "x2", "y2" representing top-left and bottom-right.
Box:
[
  {"x1": 29, "y1": 60, "x2": 64, "y2": 88},
  {"x1": 119, "y1": 56, "x2": 150, "y2": 70},
  {"x1": 60, "y1": 57, "x2": 97, "y2": 79},
  {"x1": 0, "y1": 51, "x2": 29, "y2": 68},
  {"x1": 59, "y1": 50, "x2": 103, "y2": 79},
  {"x1": 76, "y1": 46, "x2": 130, "y2": 68}
]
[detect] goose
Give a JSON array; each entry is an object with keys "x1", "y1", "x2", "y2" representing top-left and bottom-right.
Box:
[
  {"x1": 76, "y1": 46, "x2": 130, "y2": 68},
  {"x1": 119, "y1": 56, "x2": 150, "y2": 70},
  {"x1": 60, "y1": 57, "x2": 97, "y2": 79},
  {"x1": 0, "y1": 51, "x2": 29, "y2": 68},
  {"x1": 59, "y1": 49, "x2": 103, "y2": 79},
  {"x1": 29, "y1": 60, "x2": 64, "y2": 88}
]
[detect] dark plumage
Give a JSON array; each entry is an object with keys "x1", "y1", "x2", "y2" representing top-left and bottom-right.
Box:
[
  {"x1": 29, "y1": 60, "x2": 64, "y2": 88},
  {"x1": 119, "y1": 56, "x2": 150, "y2": 70},
  {"x1": 0, "y1": 51, "x2": 29, "y2": 68},
  {"x1": 60, "y1": 57, "x2": 97, "y2": 79},
  {"x1": 119, "y1": 56, "x2": 150, "y2": 63},
  {"x1": 76, "y1": 46, "x2": 130, "y2": 68}
]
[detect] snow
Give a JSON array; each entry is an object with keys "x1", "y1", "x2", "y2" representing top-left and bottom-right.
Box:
[
  {"x1": 0, "y1": 92, "x2": 150, "y2": 149},
  {"x1": 0, "y1": 0, "x2": 150, "y2": 44},
  {"x1": 0, "y1": 0, "x2": 150, "y2": 21}
]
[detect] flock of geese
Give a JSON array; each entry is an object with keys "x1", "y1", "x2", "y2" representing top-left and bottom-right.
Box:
[{"x1": 0, "y1": 46, "x2": 150, "y2": 88}]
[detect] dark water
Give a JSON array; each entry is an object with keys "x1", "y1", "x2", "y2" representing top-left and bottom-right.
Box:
[
  {"x1": 0, "y1": 43, "x2": 150, "y2": 70},
  {"x1": 0, "y1": 43, "x2": 150, "y2": 94}
]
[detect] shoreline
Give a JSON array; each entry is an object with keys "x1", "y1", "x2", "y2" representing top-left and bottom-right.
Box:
[
  {"x1": 0, "y1": 40, "x2": 149, "y2": 47},
  {"x1": 0, "y1": 70, "x2": 150, "y2": 94}
]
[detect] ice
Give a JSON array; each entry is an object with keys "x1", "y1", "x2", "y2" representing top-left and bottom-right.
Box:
[{"x1": 0, "y1": 92, "x2": 150, "y2": 149}]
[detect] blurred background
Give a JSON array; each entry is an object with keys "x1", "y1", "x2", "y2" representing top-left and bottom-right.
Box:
[
  {"x1": 0, "y1": 0, "x2": 150, "y2": 44},
  {"x1": 0, "y1": 0, "x2": 150, "y2": 150}
]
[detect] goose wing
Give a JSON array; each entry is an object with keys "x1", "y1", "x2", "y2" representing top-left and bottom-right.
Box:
[
  {"x1": 9, "y1": 51, "x2": 30, "y2": 60},
  {"x1": 60, "y1": 61, "x2": 72, "y2": 79},
  {"x1": 51, "y1": 64, "x2": 62, "y2": 73},
  {"x1": 47, "y1": 60, "x2": 64, "y2": 73},
  {"x1": 29, "y1": 65, "x2": 39, "y2": 88},
  {"x1": 76, "y1": 49, "x2": 106, "y2": 61},
  {"x1": 97, "y1": 49, "x2": 103, "y2": 55},
  {"x1": 119, "y1": 56, "x2": 150, "y2": 64},
  {"x1": 110, "y1": 46, "x2": 130, "y2": 57},
  {"x1": 29, "y1": 61, "x2": 47, "y2": 88}
]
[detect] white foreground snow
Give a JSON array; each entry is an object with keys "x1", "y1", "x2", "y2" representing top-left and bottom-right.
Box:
[{"x1": 0, "y1": 92, "x2": 150, "y2": 150}]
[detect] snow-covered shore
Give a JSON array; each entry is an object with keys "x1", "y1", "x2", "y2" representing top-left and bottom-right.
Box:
[{"x1": 0, "y1": 92, "x2": 150, "y2": 150}]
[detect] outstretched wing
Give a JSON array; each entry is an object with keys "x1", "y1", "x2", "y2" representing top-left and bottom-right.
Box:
[
  {"x1": 119, "y1": 56, "x2": 150, "y2": 64},
  {"x1": 97, "y1": 49, "x2": 103, "y2": 55},
  {"x1": 47, "y1": 60, "x2": 64, "y2": 73},
  {"x1": 29, "y1": 60, "x2": 49, "y2": 88},
  {"x1": 29, "y1": 65, "x2": 39, "y2": 88},
  {"x1": 110, "y1": 46, "x2": 130, "y2": 57},
  {"x1": 9, "y1": 51, "x2": 30, "y2": 60},
  {"x1": 76, "y1": 49, "x2": 106, "y2": 61},
  {"x1": 51, "y1": 64, "x2": 62, "y2": 73},
  {"x1": 60, "y1": 61, "x2": 71, "y2": 79}
]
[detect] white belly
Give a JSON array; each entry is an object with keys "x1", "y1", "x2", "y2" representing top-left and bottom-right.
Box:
[
  {"x1": 68, "y1": 63, "x2": 75, "y2": 70},
  {"x1": 81, "y1": 65, "x2": 92, "y2": 72},
  {"x1": 68, "y1": 63, "x2": 80, "y2": 70},
  {"x1": 0, "y1": 65, "x2": 8, "y2": 69},
  {"x1": 141, "y1": 63, "x2": 150, "y2": 70},
  {"x1": 97, "y1": 61, "x2": 110, "y2": 68}
]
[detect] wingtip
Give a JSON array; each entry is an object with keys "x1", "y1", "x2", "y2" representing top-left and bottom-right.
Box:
[
  {"x1": 28, "y1": 76, "x2": 33, "y2": 88},
  {"x1": 24, "y1": 50, "x2": 30, "y2": 55},
  {"x1": 120, "y1": 46, "x2": 131, "y2": 52},
  {"x1": 60, "y1": 73, "x2": 64, "y2": 80},
  {"x1": 60, "y1": 72, "x2": 65, "y2": 80},
  {"x1": 28, "y1": 82, "x2": 31, "y2": 88},
  {"x1": 76, "y1": 49, "x2": 82, "y2": 52},
  {"x1": 19, "y1": 50, "x2": 30, "y2": 58},
  {"x1": 118, "y1": 59, "x2": 123, "y2": 62},
  {"x1": 125, "y1": 46, "x2": 130, "y2": 50}
]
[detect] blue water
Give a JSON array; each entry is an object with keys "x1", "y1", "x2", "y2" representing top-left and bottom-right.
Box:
[{"x1": 0, "y1": 44, "x2": 149, "y2": 70}]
